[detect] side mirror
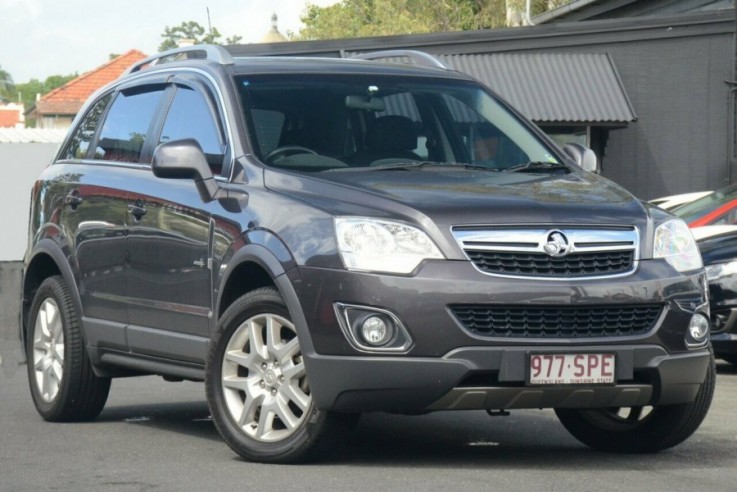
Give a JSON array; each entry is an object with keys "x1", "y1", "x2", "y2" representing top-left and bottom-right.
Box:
[
  {"x1": 152, "y1": 139, "x2": 219, "y2": 202},
  {"x1": 563, "y1": 142, "x2": 599, "y2": 174}
]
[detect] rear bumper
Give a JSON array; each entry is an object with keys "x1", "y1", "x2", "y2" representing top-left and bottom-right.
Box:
[{"x1": 305, "y1": 345, "x2": 711, "y2": 412}]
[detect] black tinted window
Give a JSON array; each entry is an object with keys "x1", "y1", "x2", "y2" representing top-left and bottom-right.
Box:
[
  {"x1": 160, "y1": 86, "x2": 224, "y2": 172},
  {"x1": 95, "y1": 88, "x2": 164, "y2": 163},
  {"x1": 238, "y1": 75, "x2": 557, "y2": 172},
  {"x1": 63, "y1": 94, "x2": 112, "y2": 160}
]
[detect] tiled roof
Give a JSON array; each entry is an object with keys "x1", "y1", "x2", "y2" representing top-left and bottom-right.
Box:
[
  {"x1": 35, "y1": 100, "x2": 84, "y2": 115},
  {"x1": 35, "y1": 49, "x2": 147, "y2": 116},
  {"x1": 0, "y1": 108, "x2": 22, "y2": 127}
]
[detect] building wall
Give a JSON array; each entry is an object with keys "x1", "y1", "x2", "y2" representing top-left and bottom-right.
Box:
[
  {"x1": 520, "y1": 33, "x2": 733, "y2": 199},
  {"x1": 38, "y1": 115, "x2": 74, "y2": 130}
]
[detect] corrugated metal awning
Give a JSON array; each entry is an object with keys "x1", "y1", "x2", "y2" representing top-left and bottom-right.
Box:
[{"x1": 436, "y1": 53, "x2": 637, "y2": 125}]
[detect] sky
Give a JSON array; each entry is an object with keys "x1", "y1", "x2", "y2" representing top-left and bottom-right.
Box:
[{"x1": 1, "y1": 0, "x2": 339, "y2": 83}]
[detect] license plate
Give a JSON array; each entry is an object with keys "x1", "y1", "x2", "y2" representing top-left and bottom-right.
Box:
[{"x1": 528, "y1": 353, "x2": 615, "y2": 385}]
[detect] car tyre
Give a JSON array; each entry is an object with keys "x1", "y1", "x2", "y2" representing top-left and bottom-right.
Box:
[
  {"x1": 206, "y1": 286, "x2": 358, "y2": 463},
  {"x1": 26, "y1": 275, "x2": 111, "y2": 421},
  {"x1": 555, "y1": 348, "x2": 715, "y2": 453}
]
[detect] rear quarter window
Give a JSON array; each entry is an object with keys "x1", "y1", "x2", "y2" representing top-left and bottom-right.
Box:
[{"x1": 62, "y1": 94, "x2": 112, "y2": 160}]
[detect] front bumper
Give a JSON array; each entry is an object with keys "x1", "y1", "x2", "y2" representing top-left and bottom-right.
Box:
[
  {"x1": 306, "y1": 344, "x2": 710, "y2": 412},
  {"x1": 292, "y1": 260, "x2": 709, "y2": 412}
]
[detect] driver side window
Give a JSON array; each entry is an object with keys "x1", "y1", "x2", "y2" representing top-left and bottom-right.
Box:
[{"x1": 159, "y1": 85, "x2": 226, "y2": 175}]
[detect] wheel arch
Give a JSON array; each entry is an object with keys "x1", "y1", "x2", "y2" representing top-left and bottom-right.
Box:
[
  {"x1": 21, "y1": 240, "x2": 82, "y2": 347},
  {"x1": 216, "y1": 250, "x2": 277, "y2": 320},
  {"x1": 215, "y1": 243, "x2": 314, "y2": 354}
]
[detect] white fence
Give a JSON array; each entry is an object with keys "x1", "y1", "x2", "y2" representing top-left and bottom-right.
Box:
[{"x1": 0, "y1": 136, "x2": 63, "y2": 261}]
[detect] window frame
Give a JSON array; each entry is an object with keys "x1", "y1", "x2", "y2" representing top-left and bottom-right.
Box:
[
  {"x1": 151, "y1": 74, "x2": 231, "y2": 177},
  {"x1": 57, "y1": 91, "x2": 116, "y2": 163},
  {"x1": 90, "y1": 83, "x2": 170, "y2": 165}
]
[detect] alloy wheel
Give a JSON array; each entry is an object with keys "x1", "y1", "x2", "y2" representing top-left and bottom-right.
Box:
[
  {"x1": 221, "y1": 313, "x2": 311, "y2": 442},
  {"x1": 32, "y1": 298, "x2": 65, "y2": 402}
]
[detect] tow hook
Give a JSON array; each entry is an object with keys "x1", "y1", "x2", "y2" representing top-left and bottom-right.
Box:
[{"x1": 486, "y1": 409, "x2": 510, "y2": 417}]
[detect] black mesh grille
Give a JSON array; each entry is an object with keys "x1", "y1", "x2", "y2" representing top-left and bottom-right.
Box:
[
  {"x1": 466, "y1": 250, "x2": 634, "y2": 277},
  {"x1": 450, "y1": 304, "x2": 663, "y2": 338}
]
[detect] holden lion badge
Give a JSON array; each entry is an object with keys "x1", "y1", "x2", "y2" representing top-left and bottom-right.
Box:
[{"x1": 543, "y1": 230, "x2": 571, "y2": 257}]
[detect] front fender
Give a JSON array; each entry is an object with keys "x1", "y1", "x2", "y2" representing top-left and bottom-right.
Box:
[{"x1": 214, "y1": 242, "x2": 314, "y2": 351}]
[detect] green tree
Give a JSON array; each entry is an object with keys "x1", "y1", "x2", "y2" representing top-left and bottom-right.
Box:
[
  {"x1": 298, "y1": 0, "x2": 567, "y2": 40},
  {"x1": 13, "y1": 73, "x2": 77, "y2": 113},
  {"x1": 0, "y1": 64, "x2": 14, "y2": 100},
  {"x1": 159, "y1": 21, "x2": 242, "y2": 52}
]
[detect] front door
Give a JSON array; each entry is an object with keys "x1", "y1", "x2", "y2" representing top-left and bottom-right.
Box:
[
  {"x1": 125, "y1": 176, "x2": 212, "y2": 363},
  {"x1": 125, "y1": 78, "x2": 228, "y2": 364}
]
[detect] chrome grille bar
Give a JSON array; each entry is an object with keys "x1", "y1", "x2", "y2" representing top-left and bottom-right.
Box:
[{"x1": 452, "y1": 226, "x2": 639, "y2": 280}]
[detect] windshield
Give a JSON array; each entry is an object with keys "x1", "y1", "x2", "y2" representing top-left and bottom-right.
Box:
[
  {"x1": 673, "y1": 183, "x2": 737, "y2": 226},
  {"x1": 237, "y1": 74, "x2": 562, "y2": 173}
]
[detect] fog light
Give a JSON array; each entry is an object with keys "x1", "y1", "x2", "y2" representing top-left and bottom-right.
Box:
[
  {"x1": 334, "y1": 303, "x2": 413, "y2": 352},
  {"x1": 361, "y1": 315, "x2": 393, "y2": 346},
  {"x1": 687, "y1": 313, "x2": 710, "y2": 345}
]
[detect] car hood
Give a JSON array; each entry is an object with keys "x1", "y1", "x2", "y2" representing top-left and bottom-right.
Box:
[{"x1": 265, "y1": 167, "x2": 648, "y2": 228}]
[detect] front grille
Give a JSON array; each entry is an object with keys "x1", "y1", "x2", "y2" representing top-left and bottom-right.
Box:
[
  {"x1": 450, "y1": 304, "x2": 663, "y2": 338},
  {"x1": 466, "y1": 250, "x2": 634, "y2": 277},
  {"x1": 451, "y1": 226, "x2": 639, "y2": 280}
]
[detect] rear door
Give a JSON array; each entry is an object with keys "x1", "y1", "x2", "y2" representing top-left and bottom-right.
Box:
[
  {"x1": 77, "y1": 84, "x2": 169, "y2": 348},
  {"x1": 58, "y1": 93, "x2": 129, "y2": 349}
]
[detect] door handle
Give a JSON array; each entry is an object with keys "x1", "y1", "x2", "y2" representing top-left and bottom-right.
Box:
[
  {"x1": 65, "y1": 190, "x2": 83, "y2": 209},
  {"x1": 128, "y1": 200, "x2": 147, "y2": 220}
]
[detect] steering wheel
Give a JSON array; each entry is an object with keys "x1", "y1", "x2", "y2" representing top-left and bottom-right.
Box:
[{"x1": 266, "y1": 145, "x2": 317, "y2": 163}]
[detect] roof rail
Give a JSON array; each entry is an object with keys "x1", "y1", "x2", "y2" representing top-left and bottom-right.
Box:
[
  {"x1": 124, "y1": 44, "x2": 234, "y2": 76},
  {"x1": 352, "y1": 50, "x2": 448, "y2": 70}
]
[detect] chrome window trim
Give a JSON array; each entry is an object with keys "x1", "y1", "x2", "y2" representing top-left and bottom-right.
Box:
[
  {"x1": 91, "y1": 66, "x2": 237, "y2": 183},
  {"x1": 451, "y1": 225, "x2": 640, "y2": 281}
]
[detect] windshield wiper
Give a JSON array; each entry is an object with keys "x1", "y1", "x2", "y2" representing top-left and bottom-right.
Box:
[
  {"x1": 369, "y1": 161, "x2": 494, "y2": 171},
  {"x1": 502, "y1": 161, "x2": 570, "y2": 173}
]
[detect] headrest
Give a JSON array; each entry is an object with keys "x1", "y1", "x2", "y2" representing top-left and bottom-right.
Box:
[{"x1": 365, "y1": 115, "x2": 417, "y2": 151}]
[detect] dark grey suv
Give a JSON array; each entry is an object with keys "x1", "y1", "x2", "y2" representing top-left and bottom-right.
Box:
[{"x1": 21, "y1": 45, "x2": 714, "y2": 463}]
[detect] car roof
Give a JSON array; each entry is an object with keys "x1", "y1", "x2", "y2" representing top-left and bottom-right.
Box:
[{"x1": 119, "y1": 45, "x2": 476, "y2": 84}]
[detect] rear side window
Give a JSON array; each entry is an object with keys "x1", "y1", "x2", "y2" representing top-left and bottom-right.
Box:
[
  {"x1": 95, "y1": 88, "x2": 164, "y2": 163},
  {"x1": 62, "y1": 94, "x2": 112, "y2": 160},
  {"x1": 159, "y1": 86, "x2": 225, "y2": 173}
]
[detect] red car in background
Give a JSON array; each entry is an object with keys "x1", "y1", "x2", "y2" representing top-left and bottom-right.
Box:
[{"x1": 673, "y1": 184, "x2": 737, "y2": 227}]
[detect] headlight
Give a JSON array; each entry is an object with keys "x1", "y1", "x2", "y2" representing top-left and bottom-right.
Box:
[
  {"x1": 705, "y1": 261, "x2": 737, "y2": 281},
  {"x1": 335, "y1": 217, "x2": 443, "y2": 274},
  {"x1": 653, "y1": 219, "x2": 703, "y2": 272}
]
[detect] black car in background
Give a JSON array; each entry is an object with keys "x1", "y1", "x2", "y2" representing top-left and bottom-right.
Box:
[{"x1": 695, "y1": 226, "x2": 737, "y2": 364}]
